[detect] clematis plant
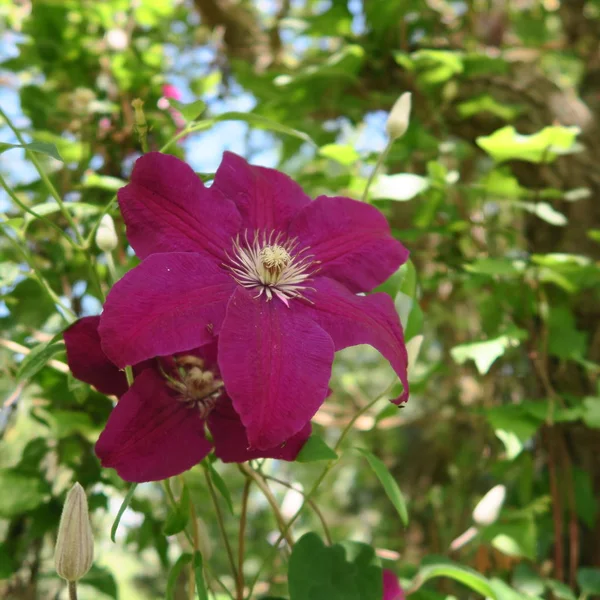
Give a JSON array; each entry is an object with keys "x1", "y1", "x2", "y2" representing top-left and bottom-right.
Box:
[
  {"x1": 64, "y1": 316, "x2": 310, "y2": 482},
  {"x1": 98, "y1": 151, "x2": 410, "y2": 451}
]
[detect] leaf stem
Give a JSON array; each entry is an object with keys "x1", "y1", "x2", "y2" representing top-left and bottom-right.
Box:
[
  {"x1": 361, "y1": 140, "x2": 392, "y2": 202},
  {"x1": 246, "y1": 377, "x2": 397, "y2": 598},
  {"x1": 202, "y1": 463, "x2": 238, "y2": 582},
  {"x1": 0, "y1": 106, "x2": 85, "y2": 247},
  {"x1": 1, "y1": 227, "x2": 76, "y2": 321},
  {"x1": 236, "y1": 477, "x2": 252, "y2": 600}
]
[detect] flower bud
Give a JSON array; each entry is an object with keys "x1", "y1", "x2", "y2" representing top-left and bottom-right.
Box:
[
  {"x1": 472, "y1": 484, "x2": 506, "y2": 526},
  {"x1": 386, "y1": 92, "x2": 412, "y2": 140},
  {"x1": 55, "y1": 483, "x2": 94, "y2": 582},
  {"x1": 95, "y1": 214, "x2": 118, "y2": 252}
]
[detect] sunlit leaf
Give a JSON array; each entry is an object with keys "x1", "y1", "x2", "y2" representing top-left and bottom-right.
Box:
[
  {"x1": 357, "y1": 448, "x2": 408, "y2": 525},
  {"x1": 296, "y1": 435, "x2": 338, "y2": 462}
]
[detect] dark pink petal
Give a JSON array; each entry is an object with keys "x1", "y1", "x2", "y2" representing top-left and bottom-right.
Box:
[
  {"x1": 118, "y1": 152, "x2": 241, "y2": 261},
  {"x1": 300, "y1": 277, "x2": 409, "y2": 403},
  {"x1": 383, "y1": 570, "x2": 405, "y2": 600},
  {"x1": 99, "y1": 252, "x2": 235, "y2": 369},
  {"x1": 218, "y1": 287, "x2": 334, "y2": 449},
  {"x1": 212, "y1": 151, "x2": 311, "y2": 231},
  {"x1": 209, "y1": 399, "x2": 312, "y2": 462},
  {"x1": 95, "y1": 369, "x2": 212, "y2": 482},
  {"x1": 64, "y1": 316, "x2": 128, "y2": 397},
  {"x1": 288, "y1": 195, "x2": 409, "y2": 293}
]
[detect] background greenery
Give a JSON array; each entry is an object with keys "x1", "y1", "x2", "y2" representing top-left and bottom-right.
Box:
[{"x1": 1, "y1": 0, "x2": 600, "y2": 598}]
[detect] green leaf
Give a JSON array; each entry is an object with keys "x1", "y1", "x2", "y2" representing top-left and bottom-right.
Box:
[
  {"x1": 465, "y1": 258, "x2": 525, "y2": 277},
  {"x1": 185, "y1": 112, "x2": 316, "y2": 147},
  {"x1": 582, "y1": 396, "x2": 600, "y2": 428},
  {"x1": 356, "y1": 447, "x2": 408, "y2": 525},
  {"x1": 450, "y1": 328, "x2": 527, "y2": 374},
  {"x1": 371, "y1": 173, "x2": 429, "y2": 201},
  {"x1": 0, "y1": 544, "x2": 14, "y2": 579},
  {"x1": 319, "y1": 143, "x2": 359, "y2": 166},
  {"x1": 0, "y1": 140, "x2": 63, "y2": 162},
  {"x1": 207, "y1": 463, "x2": 234, "y2": 514},
  {"x1": 0, "y1": 469, "x2": 47, "y2": 518},
  {"x1": 167, "y1": 553, "x2": 193, "y2": 600},
  {"x1": 169, "y1": 99, "x2": 207, "y2": 122},
  {"x1": 193, "y1": 551, "x2": 209, "y2": 600},
  {"x1": 516, "y1": 201, "x2": 567, "y2": 226},
  {"x1": 16, "y1": 341, "x2": 64, "y2": 382},
  {"x1": 410, "y1": 563, "x2": 497, "y2": 598},
  {"x1": 163, "y1": 506, "x2": 189, "y2": 536},
  {"x1": 476, "y1": 125, "x2": 580, "y2": 164},
  {"x1": 111, "y1": 484, "x2": 138, "y2": 543},
  {"x1": 296, "y1": 435, "x2": 338, "y2": 462},
  {"x1": 545, "y1": 579, "x2": 577, "y2": 600},
  {"x1": 82, "y1": 565, "x2": 118, "y2": 599},
  {"x1": 577, "y1": 567, "x2": 600, "y2": 595},
  {"x1": 288, "y1": 532, "x2": 382, "y2": 600},
  {"x1": 81, "y1": 173, "x2": 126, "y2": 191}
]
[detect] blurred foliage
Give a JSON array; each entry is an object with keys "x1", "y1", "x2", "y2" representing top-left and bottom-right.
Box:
[{"x1": 2, "y1": 0, "x2": 600, "y2": 598}]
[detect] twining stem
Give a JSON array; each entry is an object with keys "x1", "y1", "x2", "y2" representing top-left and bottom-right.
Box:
[
  {"x1": 237, "y1": 478, "x2": 252, "y2": 600},
  {"x1": 67, "y1": 581, "x2": 78, "y2": 600},
  {"x1": 246, "y1": 377, "x2": 398, "y2": 598},
  {"x1": 202, "y1": 464, "x2": 238, "y2": 582},
  {"x1": 238, "y1": 464, "x2": 294, "y2": 547},
  {"x1": 180, "y1": 476, "x2": 199, "y2": 600},
  {"x1": 163, "y1": 479, "x2": 232, "y2": 600},
  {"x1": 1, "y1": 228, "x2": 76, "y2": 321},
  {"x1": 0, "y1": 173, "x2": 80, "y2": 249},
  {"x1": 263, "y1": 475, "x2": 332, "y2": 545},
  {"x1": 361, "y1": 139, "x2": 392, "y2": 202},
  {"x1": 0, "y1": 106, "x2": 85, "y2": 248}
]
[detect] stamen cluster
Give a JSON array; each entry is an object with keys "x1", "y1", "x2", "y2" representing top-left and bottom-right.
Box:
[
  {"x1": 226, "y1": 230, "x2": 317, "y2": 305},
  {"x1": 165, "y1": 356, "x2": 223, "y2": 418}
]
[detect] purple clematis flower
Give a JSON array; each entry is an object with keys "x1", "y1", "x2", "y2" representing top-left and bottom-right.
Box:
[
  {"x1": 382, "y1": 570, "x2": 405, "y2": 600},
  {"x1": 64, "y1": 317, "x2": 310, "y2": 482},
  {"x1": 98, "y1": 151, "x2": 410, "y2": 450}
]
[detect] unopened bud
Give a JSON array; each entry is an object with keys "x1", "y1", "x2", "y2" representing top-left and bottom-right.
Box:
[
  {"x1": 95, "y1": 214, "x2": 118, "y2": 252},
  {"x1": 386, "y1": 92, "x2": 412, "y2": 140},
  {"x1": 55, "y1": 483, "x2": 94, "y2": 582},
  {"x1": 472, "y1": 484, "x2": 506, "y2": 526},
  {"x1": 131, "y1": 98, "x2": 147, "y2": 131}
]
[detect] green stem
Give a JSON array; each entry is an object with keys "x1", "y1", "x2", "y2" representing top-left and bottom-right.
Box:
[
  {"x1": 246, "y1": 378, "x2": 397, "y2": 599},
  {"x1": 105, "y1": 251, "x2": 118, "y2": 285},
  {"x1": 0, "y1": 106, "x2": 85, "y2": 247},
  {"x1": 1, "y1": 227, "x2": 76, "y2": 322},
  {"x1": 0, "y1": 173, "x2": 80, "y2": 249},
  {"x1": 237, "y1": 477, "x2": 252, "y2": 600},
  {"x1": 361, "y1": 140, "x2": 392, "y2": 202},
  {"x1": 202, "y1": 463, "x2": 238, "y2": 582},
  {"x1": 238, "y1": 464, "x2": 293, "y2": 546},
  {"x1": 67, "y1": 581, "x2": 78, "y2": 600}
]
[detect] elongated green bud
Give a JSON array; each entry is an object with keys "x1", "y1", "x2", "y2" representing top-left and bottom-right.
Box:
[
  {"x1": 95, "y1": 214, "x2": 118, "y2": 252},
  {"x1": 55, "y1": 482, "x2": 94, "y2": 582},
  {"x1": 386, "y1": 92, "x2": 412, "y2": 140}
]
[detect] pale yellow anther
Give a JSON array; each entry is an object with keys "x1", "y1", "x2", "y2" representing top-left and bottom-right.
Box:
[{"x1": 260, "y1": 245, "x2": 291, "y2": 275}]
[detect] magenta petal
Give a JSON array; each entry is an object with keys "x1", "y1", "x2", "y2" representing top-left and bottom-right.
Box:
[
  {"x1": 209, "y1": 399, "x2": 312, "y2": 462},
  {"x1": 301, "y1": 277, "x2": 409, "y2": 403},
  {"x1": 383, "y1": 570, "x2": 405, "y2": 600},
  {"x1": 99, "y1": 252, "x2": 235, "y2": 368},
  {"x1": 118, "y1": 152, "x2": 241, "y2": 261},
  {"x1": 95, "y1": 369, "x2": 212, "y2": 482},
  {"x1": 64, "y1": 316, "x2": 128, "y2": 397},
  {"x1": 212, "y1": 151, "x2": 311, "y2": 231},
  {"x1": 218, "y1": 288, "x2": 334, "y2": 449},
  {"x1": 288, "y1": 195, "x2": 409, "y2": 293}
]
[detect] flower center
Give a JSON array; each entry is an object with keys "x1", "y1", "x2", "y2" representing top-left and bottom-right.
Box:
[
  {"x1": 163, "y1": 355, "x2": 223, "y2": 418},
  {"x1": 226, "y1": 230, "x2": 318, "y2": 306},
  {"x1": 260, "y1": 245, "x2": 291, "y2": 280}
]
